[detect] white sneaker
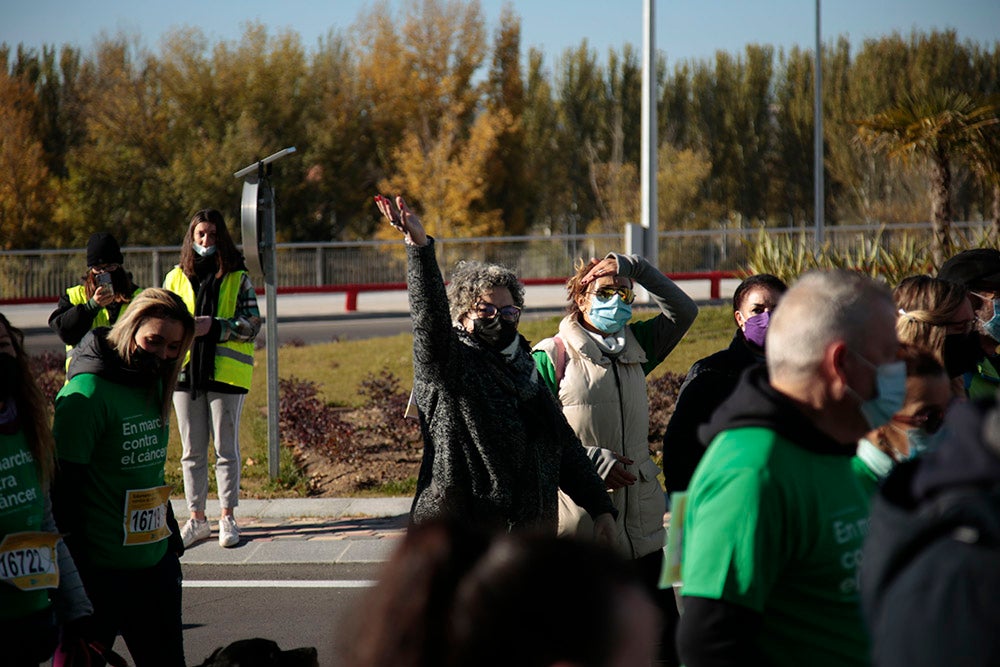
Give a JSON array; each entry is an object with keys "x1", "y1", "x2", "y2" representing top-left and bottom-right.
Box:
[
  {"x1": 180, "y1": 518, "x2": 211, "y2": 548},
  {"x1": 219, "y1": 515, "x2": 240, "y2": 548}
]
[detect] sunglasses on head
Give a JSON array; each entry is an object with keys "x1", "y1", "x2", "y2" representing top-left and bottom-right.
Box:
[
  {"x1": 590, "y1": 285, "x2": 635, "y2": 305},
  {"x1": 475, "y1": 302, "x2": 522, "y2": 322},
  {"x1": 892, "y1": 409, "x2": 946, "y2": 434}
]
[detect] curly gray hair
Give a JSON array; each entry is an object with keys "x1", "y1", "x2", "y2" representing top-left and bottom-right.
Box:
[{"x1": 446, "y1": 260, "x2": 525, "y2": 323}]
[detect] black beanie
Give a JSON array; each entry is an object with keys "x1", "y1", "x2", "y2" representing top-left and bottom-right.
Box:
[{"x1": 87, "y1": 232, "x2": 124, "y2": 267}]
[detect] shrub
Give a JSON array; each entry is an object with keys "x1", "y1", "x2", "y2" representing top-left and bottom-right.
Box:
[
  {"x1": 647, "y1": 371, "x2": 686, "y2": 450},
  {"x1": 278, "y1": 376, "x2": 356, "y2": 460},
  {"x1": 29, "y1": 351, "x2": 65, "y2": 404},
  {"x1": 358, "y1": 370, "x2": 422, "y2": 449}
]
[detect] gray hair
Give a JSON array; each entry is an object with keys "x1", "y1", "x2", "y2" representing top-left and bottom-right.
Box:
[
  {"x1": 446, "y1": 260, "x2": 525, "y2": 323},
  {"x1": 767, "y1": 270, "x2": 894, "y2": 383}
]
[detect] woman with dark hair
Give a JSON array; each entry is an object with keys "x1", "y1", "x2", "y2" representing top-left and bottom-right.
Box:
[
  {"x1": 164, "y1": 209, "x2": 261, "y2": 549},
  {"x1": 51, "y1": 288, "x2": 195, "y2": 666},
  {"x1": 49, "y1": 232, "x2": 143, "y2": 372},
  {"x1": 0, "y1": 312, "x2": 93, "y2": 666},
  {"x1": 343, "y1": 520, "x2": 661, "y2": 667},
  {"x1": 661, "y1": 273, "x2": 788, "y2": 495},
  {"x1": 374, "y1": 194, "x2": 615, "y2": 538}
]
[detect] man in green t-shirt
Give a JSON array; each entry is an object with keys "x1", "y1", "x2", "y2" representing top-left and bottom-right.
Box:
[{"x1": 678, "y1": 270, "x2": 902, "y2": 667}]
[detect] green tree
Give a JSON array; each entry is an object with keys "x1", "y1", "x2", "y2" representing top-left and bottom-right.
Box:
[
  {"x1": 484, "y1": 4, "x2": 529, "y2": 235},
  {"x1": 55, "y1": 34, "x2": 178, "y2": 246},
  {"x1": 854, "y1": 89, "x2": 1000, "y2": 264}
]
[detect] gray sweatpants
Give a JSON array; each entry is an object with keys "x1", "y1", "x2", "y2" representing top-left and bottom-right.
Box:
[{"x1": 174, "y1": 390, "x2": 246, "y2": 513}]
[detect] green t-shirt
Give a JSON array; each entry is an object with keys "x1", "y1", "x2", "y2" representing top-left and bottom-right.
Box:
[
  {"x1": 0, "y1": 429, "x2": 51, "y2": 619},
  {"x1": 682, "y1": 426, "x2": 871, "y2": 667},
  {"x1": 54, "y1": 375, "x2": 169, "y2": 570}
]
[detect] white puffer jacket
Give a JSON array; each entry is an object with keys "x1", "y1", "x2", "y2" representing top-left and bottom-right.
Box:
[{"x1": 533, "y1": 253, "x2": 698, "y2": 559}]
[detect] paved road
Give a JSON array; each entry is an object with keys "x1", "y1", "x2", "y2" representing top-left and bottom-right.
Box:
[
  {"x1": 182, "y1": 563, "x2": 379, "y2": 666},
  {"x1": 5, "y1": 279, "x2": 738, "y2": 353}
]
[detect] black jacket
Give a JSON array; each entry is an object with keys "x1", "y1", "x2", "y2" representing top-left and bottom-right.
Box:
[
  {"x1": 662, "y1": 330, "x2": 763, "y2": 494},
  {"x1": 862, "y1": 397, "x2": 1000, "y2": 667},
  {"x1": 407, "y1": 239, "x2": 614, "y2": 532}
]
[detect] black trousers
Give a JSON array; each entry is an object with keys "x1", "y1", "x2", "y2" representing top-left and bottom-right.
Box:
[
  {"x1": 1, "y1": 607, "x2": 57, "y2": 666},
  {"x1": 80, "y1": 551, "x2": 185, "y2": 667},
  {"x1": 634, "y1": 548, "x2": 681, "y2": 667}
]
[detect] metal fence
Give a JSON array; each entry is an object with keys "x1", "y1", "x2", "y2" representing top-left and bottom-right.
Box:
[{"x1": 0, "y1": 221, "x2": 992, "y2": 302}]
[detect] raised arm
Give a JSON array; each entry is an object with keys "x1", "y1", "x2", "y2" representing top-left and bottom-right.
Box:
[{"x1": 375, "y1": 195, "x2": 452, "y2": 372}]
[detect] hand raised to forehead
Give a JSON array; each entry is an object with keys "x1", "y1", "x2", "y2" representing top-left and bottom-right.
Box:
[{"x1": 581, "y1": 257, "x2": 620, "y2": 285}]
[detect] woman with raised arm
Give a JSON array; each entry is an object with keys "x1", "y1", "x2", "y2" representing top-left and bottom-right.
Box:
[{"x1": 374, "y1": 194, "x2": 616, "y2": 540}]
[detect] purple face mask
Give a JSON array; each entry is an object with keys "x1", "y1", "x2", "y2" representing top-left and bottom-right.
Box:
[{"x1": 742, "y1": 311, "x2": 770, "y2": 348}]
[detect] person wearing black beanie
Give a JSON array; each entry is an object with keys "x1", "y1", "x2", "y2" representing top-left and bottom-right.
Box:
[{"x1": 49, "y1": 232, "x2": 143, "y2": 374}]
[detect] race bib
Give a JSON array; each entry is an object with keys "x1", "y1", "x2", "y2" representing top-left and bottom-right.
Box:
[
  {"x1": 123, "y1": 485, "x2": 172, "y2": 546},
  {"x1": 0, "y1": 531, "x2": 60, "y2": 591}
]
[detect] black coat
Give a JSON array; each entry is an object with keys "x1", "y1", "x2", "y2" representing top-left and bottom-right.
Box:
[
  {"x1": 862, "y1": 398, "x2": 1000, "y2": 667},
  {"x1": 661, "y1": 330, "x2": 762, "y2": 495},
  {"x1": 406, "y1": 239, "x2": 614, "y2": 532}
]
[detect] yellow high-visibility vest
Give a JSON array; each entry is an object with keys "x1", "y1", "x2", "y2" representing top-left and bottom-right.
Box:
[
  {"x1": 163, "y1": 267, "x2": 254, "y2": 390},
  {"x1": 64, "y1": 284, "x2": 142, "y2": 372}
]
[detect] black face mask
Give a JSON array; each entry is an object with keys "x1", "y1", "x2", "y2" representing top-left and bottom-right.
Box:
[
  {"x1": 472, "y1": 317, "x2": 519, "y2": 350},
  {"x1": 0, "y1": 354, "x2": 18, "y2": 399},
  {"x1": 131, "y1": 347, "x2": 175, "y2": 376},
  {"x1": 942, "y1": 331, "x2": 984, "y2": 378}
]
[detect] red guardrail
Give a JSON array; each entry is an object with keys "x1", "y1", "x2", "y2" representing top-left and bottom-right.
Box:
[{"x1": 0, "y1": 271, "x2": 738, "y2": 311}]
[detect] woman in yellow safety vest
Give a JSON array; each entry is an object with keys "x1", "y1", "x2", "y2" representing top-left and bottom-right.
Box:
[
  {"x1": 163, "y1": 209, "x2": 261, "y2": 550},
  {"x1": 49, "y1": 232, "x2": 142, "y2": 372}
]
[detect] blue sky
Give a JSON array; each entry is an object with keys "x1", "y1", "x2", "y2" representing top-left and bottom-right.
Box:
[{"x1": 3, "y1": 0, "x2": 997, "y2": 66}]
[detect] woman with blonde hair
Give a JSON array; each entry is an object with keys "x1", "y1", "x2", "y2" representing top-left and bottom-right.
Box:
[
  {"x1": 52, "y1": 288, "x2": 195, "y2": 666},
  {"x1": 894, "y1": 275, "x2": 977, "y2": 396}
]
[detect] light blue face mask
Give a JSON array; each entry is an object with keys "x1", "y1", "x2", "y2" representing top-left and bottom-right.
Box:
[
  {"x1": 848, "y1": 352, "x2": 907, "y2": 430},
  {"x1": 903, "y1": 427, "x2": 934, "y2": 460},
  {"x1": 980, "y1": 297, "x2": 1000, "y2": 342},
  {"x1": 588, "y1": 294, "x2": 632, "y2": 333},
  {"x1": 193, "y1": 242, "x2": 217, "y2": 257}
]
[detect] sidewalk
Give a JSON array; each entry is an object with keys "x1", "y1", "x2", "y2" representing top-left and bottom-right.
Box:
[{"x1": 172, "y1": 498, "x2": 411, "y2": 565}]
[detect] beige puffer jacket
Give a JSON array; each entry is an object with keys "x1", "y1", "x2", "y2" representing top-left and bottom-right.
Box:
[
  {"x1": 533, "y1": 253, "x2": 698, "y2": 559},
  {"x1": 538, "y1": 317, "x2": 664, "y2": 558}
]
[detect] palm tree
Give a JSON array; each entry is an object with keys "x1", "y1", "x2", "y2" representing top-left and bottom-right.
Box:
[
  {"x1": 853, "y1": 90, "x2": 1000, "y2": 266},
  {"x1": 967, "y1": 119, "x2": 1000, "y2": 243}
]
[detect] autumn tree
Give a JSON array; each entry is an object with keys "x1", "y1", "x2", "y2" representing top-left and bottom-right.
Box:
[
  {"x1": 357, "y1": 0, "x2": 508, "y2": 238},
  {"x1": 0, "y1": 68, "x2": 54, "y2": 248}
]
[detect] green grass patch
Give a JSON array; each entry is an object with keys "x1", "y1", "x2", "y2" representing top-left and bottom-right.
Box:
[{"x1": 167, "y1": 304, "x2": 735, "y2": 499}]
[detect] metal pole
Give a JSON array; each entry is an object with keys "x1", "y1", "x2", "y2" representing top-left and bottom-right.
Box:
[
  {"x1": 264, "y1": 210, "x2": 280, "y2": 479},
  {"x1": 813, "y1": 0, "x2": 825, "y2": 250},
  {"x1": 641, "y1": 0, "x2": 658, "y2": 267}
]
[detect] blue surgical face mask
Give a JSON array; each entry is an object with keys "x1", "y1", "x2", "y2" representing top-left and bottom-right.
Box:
[
  {"x1": 588, "y1": 294, "x2": 632, "y2": 333},
  {"x1": 979, "y1": 297, "x2": 1000, "y2": 342},
  {"x1": 848, "y1": 352, "x2": 907, "y2": 430},
  {"x1": 193, "y1": 242, "x2": 217, "y2": 257}
]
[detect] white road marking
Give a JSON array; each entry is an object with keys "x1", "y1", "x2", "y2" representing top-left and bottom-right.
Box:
[{"x1": 184, "y1": 580, "x2": 376, "y2": 588}]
